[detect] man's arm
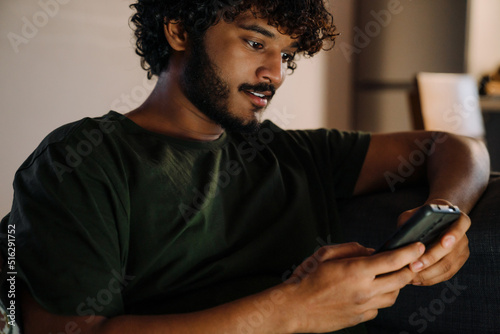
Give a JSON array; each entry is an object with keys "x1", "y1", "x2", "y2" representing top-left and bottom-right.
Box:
[
  {"x1": 353, "y1": 131, "x2": 490, "y2": 210},
  {"x1": 352, "y1": 131, "x2": 490, "y2": 285},
  {"x1": 21, "y1": 242, "x2": 426, "y2": 334}
]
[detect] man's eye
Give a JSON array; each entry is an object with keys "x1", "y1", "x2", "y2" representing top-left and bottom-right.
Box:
[
  {"x1": 281, "y1": 52, "x2": 296, "y2": 63},
  {"x1": 247, "y1": 40, "x2": 264, "y2": 50}
]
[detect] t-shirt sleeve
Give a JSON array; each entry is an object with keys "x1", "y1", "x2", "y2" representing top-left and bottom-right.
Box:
[
  {"x1": 327, "y1": 130, "x2": 371, "y2": 198},
  {"x1": 5, "y1": 131, "x2": 129, "y2": 317}
]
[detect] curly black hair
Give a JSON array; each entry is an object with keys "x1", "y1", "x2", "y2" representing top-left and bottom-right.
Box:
[{"x1": 130, "y1": 0, "x2": 338, "y2": 79}]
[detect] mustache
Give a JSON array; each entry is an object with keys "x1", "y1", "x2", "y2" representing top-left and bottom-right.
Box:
[{"x1": 238, "y1": 83, "x2": 276, "y2": 98}]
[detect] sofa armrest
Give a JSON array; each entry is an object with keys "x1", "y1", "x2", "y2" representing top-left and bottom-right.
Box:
[{"x1": 338, "y1": 174, "x2": 500, "y2": 334}]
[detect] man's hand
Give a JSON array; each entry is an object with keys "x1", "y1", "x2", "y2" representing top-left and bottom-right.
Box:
[
  {"x1": 352, "y1": 131, "x2": 487, "y2": 288},
  {"x1": 398, "y1": 200, "x2": 471, "y2": 286},
  {"x1": 282, "y1": 242, "x2": 425, "y2": 333}
]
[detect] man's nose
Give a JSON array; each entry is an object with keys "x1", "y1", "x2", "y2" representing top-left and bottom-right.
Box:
[{"x1": 256, "y1": 51, "x2": 286, "y2": 86}]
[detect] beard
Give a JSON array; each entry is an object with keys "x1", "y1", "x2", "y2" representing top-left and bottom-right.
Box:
[{"x1": 181, "y1": 37, "x2": 275, "y2": 134}]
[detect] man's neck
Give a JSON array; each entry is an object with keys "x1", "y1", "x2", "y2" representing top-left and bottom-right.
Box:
[{"x1": 125, "y1": 71, "x2": 224, "y2": 142}]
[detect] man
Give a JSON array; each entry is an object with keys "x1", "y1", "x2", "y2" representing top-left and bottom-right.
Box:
[{"x1": 0, "y1": 1, "x2": 490, "y2": 333}]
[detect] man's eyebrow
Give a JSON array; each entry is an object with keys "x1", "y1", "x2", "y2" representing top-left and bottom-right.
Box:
[{"x1": 239, "y1": 23, "x2": 275, "y2": 39}]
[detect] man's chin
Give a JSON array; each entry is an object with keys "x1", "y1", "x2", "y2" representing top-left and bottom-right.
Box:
[
  {"x1": 200, "y1": 104, "x2": 265, "y2": 134},
  {"x1": 222, "y1": 118, "x2": 261, "y2": 134}
]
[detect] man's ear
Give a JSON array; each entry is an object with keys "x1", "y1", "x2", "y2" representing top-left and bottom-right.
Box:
[{"x1": 164, "y1": 20, "x2": 188, "y2": 51}]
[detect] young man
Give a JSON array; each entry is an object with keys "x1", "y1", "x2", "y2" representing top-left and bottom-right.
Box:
[{"x1": 0, "y1": 1, "x2": 490, "y2": 333}]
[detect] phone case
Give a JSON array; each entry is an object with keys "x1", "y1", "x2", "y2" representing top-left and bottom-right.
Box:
[{"x1": 375, "y1": 204, "x2": 461, "y2": 253}]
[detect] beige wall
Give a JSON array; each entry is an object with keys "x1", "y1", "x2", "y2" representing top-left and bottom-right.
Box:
[
  {"x1": 1, "y1": 1, "x2": 146, "y2": 214},
  {"x1": 0, "y1": 1, "x2": 355, "y2": 214},
  {"x1": 268, "y1": 0, "x2": 356, "y2": 131},
  {"x1": 467, "y1": 0, "x2": 500, "y2": 79},
  {"x1": 325, "y1": 0, "x2": 357, "y2": 130},
  {"x1": 264, "y1": 52, "x2": 329, "y2": 130}
]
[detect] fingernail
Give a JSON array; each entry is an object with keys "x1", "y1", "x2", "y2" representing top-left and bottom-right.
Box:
[
  {"x1": 411, "y1": 261, "x2": 424, "y2": 271},
  {"x1": 413, "y1": 282, "x2": 422, "y2": 286},
  {"x1": 443, "y1": 236, "x2": 456, "y2": 248},
  {"x1": 418, "y1": 243, "x2": 426, "y2": 255}
]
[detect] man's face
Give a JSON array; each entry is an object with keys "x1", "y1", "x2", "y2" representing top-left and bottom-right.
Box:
[{"x1": 181, "y1": 12, "x2": 299, "y2": 133}]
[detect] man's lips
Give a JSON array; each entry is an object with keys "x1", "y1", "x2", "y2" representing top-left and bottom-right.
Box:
[
  {"x1": 239, "y1": 83, "x2": 276, "y2": 109},
  {"x1": 243, "y1": 90, "x2": 272, "y2": 108}
]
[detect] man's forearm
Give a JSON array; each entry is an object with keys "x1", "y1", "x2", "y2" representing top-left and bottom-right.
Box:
[
  {"x1": 24, "y1": 284, "x2": 296, "y2": 334},
  {"x1": 425, "y1": 132, "x2": 490, "y2": 213},
  {"x1": 97, "y1": 285, "x2": 293, "y2": 334}
]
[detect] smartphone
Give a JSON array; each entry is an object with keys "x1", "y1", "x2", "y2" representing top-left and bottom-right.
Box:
[{"x1": 374, "y1": 204, "x2": 461, "y2": 254}]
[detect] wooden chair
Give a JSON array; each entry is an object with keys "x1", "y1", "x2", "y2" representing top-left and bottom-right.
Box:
[{"x1": 409, "y1": 72, "x2": 485, "y2": 141}]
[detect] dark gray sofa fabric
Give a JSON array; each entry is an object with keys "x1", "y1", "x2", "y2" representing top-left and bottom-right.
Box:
[{"x1": 338, "y1": 174, "x2": 500, "y2": 334}]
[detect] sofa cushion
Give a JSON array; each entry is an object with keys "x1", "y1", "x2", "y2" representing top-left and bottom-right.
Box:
[{"x1": 338, "y1": 175, "x2": 500, "y2": 334}]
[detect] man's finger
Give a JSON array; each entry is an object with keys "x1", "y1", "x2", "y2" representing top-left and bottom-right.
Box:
[
  {"x1": 397, "y1": 208, "x2": 418, "y2": 227},
  {"x1": 315, "y1": 242, "x2": 374, "y2": 262},
  {"x1": 368, "y1": 242, "x2": 425, "y2": 276},
  {"x1": 440, "y1": 213, "x2": 470, "y2": 249},
  {"x1": 411, "y1": 238, "x2": 470, "y2": 286},
  {"x1": 409, "y1": 214, "x2": 470, "y2": 273},
  {"x1": 373, "y1": 267, "x2": 416, "y2": 295}
]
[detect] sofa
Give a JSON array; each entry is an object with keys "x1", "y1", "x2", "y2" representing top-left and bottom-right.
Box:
[
  {"x1": 338, "y1": 173, "x2": 500, "y2": 334},
  {"x1": 1, "y1": 175, "x2": 499, "y2": 333}
]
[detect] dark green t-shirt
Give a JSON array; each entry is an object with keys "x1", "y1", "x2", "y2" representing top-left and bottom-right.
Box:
[{"x1": 1, "y1": 111, "x2": 370, "y2": 333}]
